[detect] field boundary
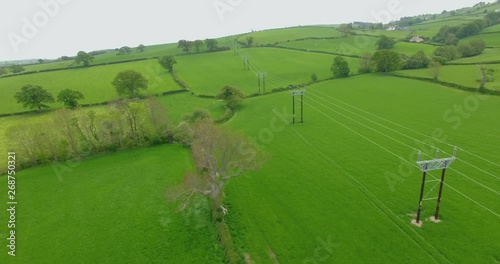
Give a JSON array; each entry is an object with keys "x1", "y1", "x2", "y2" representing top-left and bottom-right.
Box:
[
  {"x1": 0, "y1": 89, "x2": 190, "y2": 118},
  {"x1": 389, "y1": 73, "x2": 500, "y2": 96}
]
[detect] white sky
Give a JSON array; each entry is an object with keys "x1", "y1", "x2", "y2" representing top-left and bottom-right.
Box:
[{"x1": 0, "y1": 0, "x2": 495, "y2": 61}]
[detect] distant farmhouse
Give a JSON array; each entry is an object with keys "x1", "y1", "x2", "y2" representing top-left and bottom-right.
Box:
[
  {"x1": 409, "y1": 36, "x2": 424, "y2": 43},
  {"x1": 386, "y1": 25, "x2": 409, "y2": 31}
]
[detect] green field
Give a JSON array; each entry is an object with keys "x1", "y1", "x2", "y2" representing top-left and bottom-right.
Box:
[
  {"x1": 1, "y1": 5, "x2": 500, "y2": 262},
  {"x1": 224, "y1": 75, "x2": 500, "y2": 263},
  {"x1": 0, "y1": 145, "x2": 224, "y2": 263},
  {"x1": 392, "y1": 42, "x2": 436, "y2": 56},
  {"x1": 12, "y1": 36, "x2": 238, "y2": 75},
  {"x1": 461, "y1": 32, "x2": 500, "y2": 47},
  {"x1": 278, "y1": 36, "x2": 379, "y2": 56},
  {"x1": 396, "y1": 64, "x2": 500, "y2": 91},
  {"x1": 354, "y1": 29, "x2": 409, "y2": 39},
  {"x1": 2, "y1": 75, "x2": 499, "y2": 263},
  {"x1": 451, "y1": 48, "x2": 500, "y2": 63},
  {"x1": 481, "y1": 24, "x2": 500, "y2": 33},
  {"x1": 0, "y1": 59, "x2": 181, "y2": 115},
  {"x1": 244, "y1": 26, "x2": 342, "y2": 45},
  {"x1": 175, "y1": 48, "x2": 359, "y2": 95}
]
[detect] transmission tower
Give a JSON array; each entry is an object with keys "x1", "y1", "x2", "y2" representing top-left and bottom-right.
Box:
[
  {"x1": 258, "y1": 72, "x2": 266, "y2": 93},
  {"x1": 243, "y1": 56, "x2": 249, "y2": 71},
  {"x1": 290, "y1": 90, "x2": 306, "y2": 124},
  {"x1": 413, "y1": 147, "x2": 457, "y2": 226}
]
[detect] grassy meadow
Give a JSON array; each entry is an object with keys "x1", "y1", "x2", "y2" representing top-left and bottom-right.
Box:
[
  {"x1": 1, "y1": 3, "x2": 500, "y2": 263},
  {"x1": 396, "y1": 64, "x2": 500, "y2": 91},
  {"x1": 278, "y1": 36, "x2": 380, "y2": 56},
  {"x1": 225, "y1": 75, "x2": 500, "y2": 263},
  {"x1": 245, "y1": 26, "x2": 342, "y2": 45},
  {"x1": 0, "y1": 59, "x2": 181, "y2": 114},
  {"x1": 0, "y1": 145, "x2": 224, "y2": 263}
]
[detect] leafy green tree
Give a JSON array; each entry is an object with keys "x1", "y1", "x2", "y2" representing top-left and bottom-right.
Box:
[
  {"x1": 178, "y1": 40, "x2": 193, "y2": 53},
  {"x1": 459, "y1": 40, "x2": 486, "y2": 57},
  {"x1": 193, "y1": 40, "x2": 204, "y2": 52},
  {"x1": 75, "y1": 51, "x2": 95, "y2": 67},
  {"x1": 158, "y1": 55, "x2": 177, "y2": 72},
  {"x1": 112, "y1": 70, "x2": 148, "y2": 98},
  {"x1": 405, "y1": 50, "x2": 431, "y2": 69},
  {"x1": 428, "y1": 60, "x2": 442, "y2": 80},
  {"x1": 215, "y1": 85, "x2": 245, "y2": 110},
  {"x1": 370, "y1": 50, "x2": 402, "y2": 72},
  {"x1": 0, "y1": 67, "x2": 7, "y2": 75},
  {"x1": 376, "y1": 35, "x2": 395, "y2": 49},
  {"x1": 9, "y1": 64, "x2": 25, "y2": 73},
  {"x1": 433, "y1": 45, "x2": 459, "y2": 62},
  {"x1": 246, "y1": 36, "x2": 254, "y2": 47},
  {"x1": 478, "y1": 65, "x2": 497, "y2": 91},
  {"x1": 205, "y1": 39, "x2": 219, "y2": 52},
  {"x1": 117, "y1": 46, "x2": 132, "y2": 55},
  {"x1": 137, "y1": 44, "x2": 145, "y2": 52},
  {"x1": 57, "y1": 89, "x2": 85, "y2": 109},
  {"x1": 183, "y1": 108, "x2": 211, "y2": 124},
  {"x1": 359, "y1": 53, "x2": 373, "y2": 74},
  {"x1": 331, "y1": 56, "x2": 350, "y2": 78},
  {"x1": 311, "y1": 73, "x2": 318, "y2": 83},
  {"x1": 15, "y1": 85, "x2": 55, "y2": 111},
  {"x1": 338, "y1": 23, "x2": 353, "y2": 37}
]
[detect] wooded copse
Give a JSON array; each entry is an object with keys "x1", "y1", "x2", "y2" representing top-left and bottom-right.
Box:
[{"x1": 7, "y1": 97, "x2": 172, "y2": 167}]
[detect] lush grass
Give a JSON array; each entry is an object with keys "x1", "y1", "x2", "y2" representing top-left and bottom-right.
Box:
[
  {"x1": 15, "y1": 36, "x2": 238, "y2": 74},
  {"x1": 0, "y1": 59, "x2": 181, "y2": 115},
  {"x1": 481, "y1": 24, "x2": 500, "y2": 34},
  {"x1": 244, "y1": 26, "x2": 342, "y2": 45},
  {"x1": 395, "y1": 64, "x2": 500, "y2": 91},
  {"x1": 461, "y1": 32, "x2": 500, "y2": 47},
  {"x1": 175, "y1": 48, "x2": 359, "y2": 95},
  {"x1": 392, "y1": 42, "x2": 436, "y2": 56},
  {"x1": 0, "y1": 145, "x2": 224, "y2": 263},
  {"x1": 409, "y1": 19, "x2": 476, "y2": 38},
  {"x1": 355, "y1": 29, "x2": 408, "y2": 39},
  {"x1": 224, "y1": 75, "x2": 500, "y2": 263},
  {"x1": 278, "y1": 36, "x2": 379, "y2": 57},
  {"x1": 451, "y1": 48, "x2": 500, "y2": 63}
]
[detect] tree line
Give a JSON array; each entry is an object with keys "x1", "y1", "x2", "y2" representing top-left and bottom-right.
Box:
[{"x1": 177, "y1": 39, "x2": 230, "y2": 53}]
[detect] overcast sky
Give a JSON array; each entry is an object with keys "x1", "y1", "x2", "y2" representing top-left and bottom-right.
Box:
[{"x1": 0, "y1": 0, "x2": 495, "y2": 61}]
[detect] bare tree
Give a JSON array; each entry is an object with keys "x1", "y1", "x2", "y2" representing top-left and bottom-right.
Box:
[
  {"x1": 167, "y1": 121, "x2": 266, "y2": 213},
  {"x1": 144, "y1": 97, "x2": 170, "y2": 142},
  {"x1": 53, "y1": 109, "x2": 81, "y2": 157}
]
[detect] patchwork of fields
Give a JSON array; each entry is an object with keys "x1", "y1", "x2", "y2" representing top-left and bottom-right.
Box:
[{"x1": 1, "y1": 4, "x2": 500, "y2": 263}]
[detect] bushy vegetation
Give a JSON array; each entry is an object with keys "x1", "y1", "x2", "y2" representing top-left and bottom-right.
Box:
[{"x1": 6, "y1": 98, "x2": 171, "y2": 167}]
